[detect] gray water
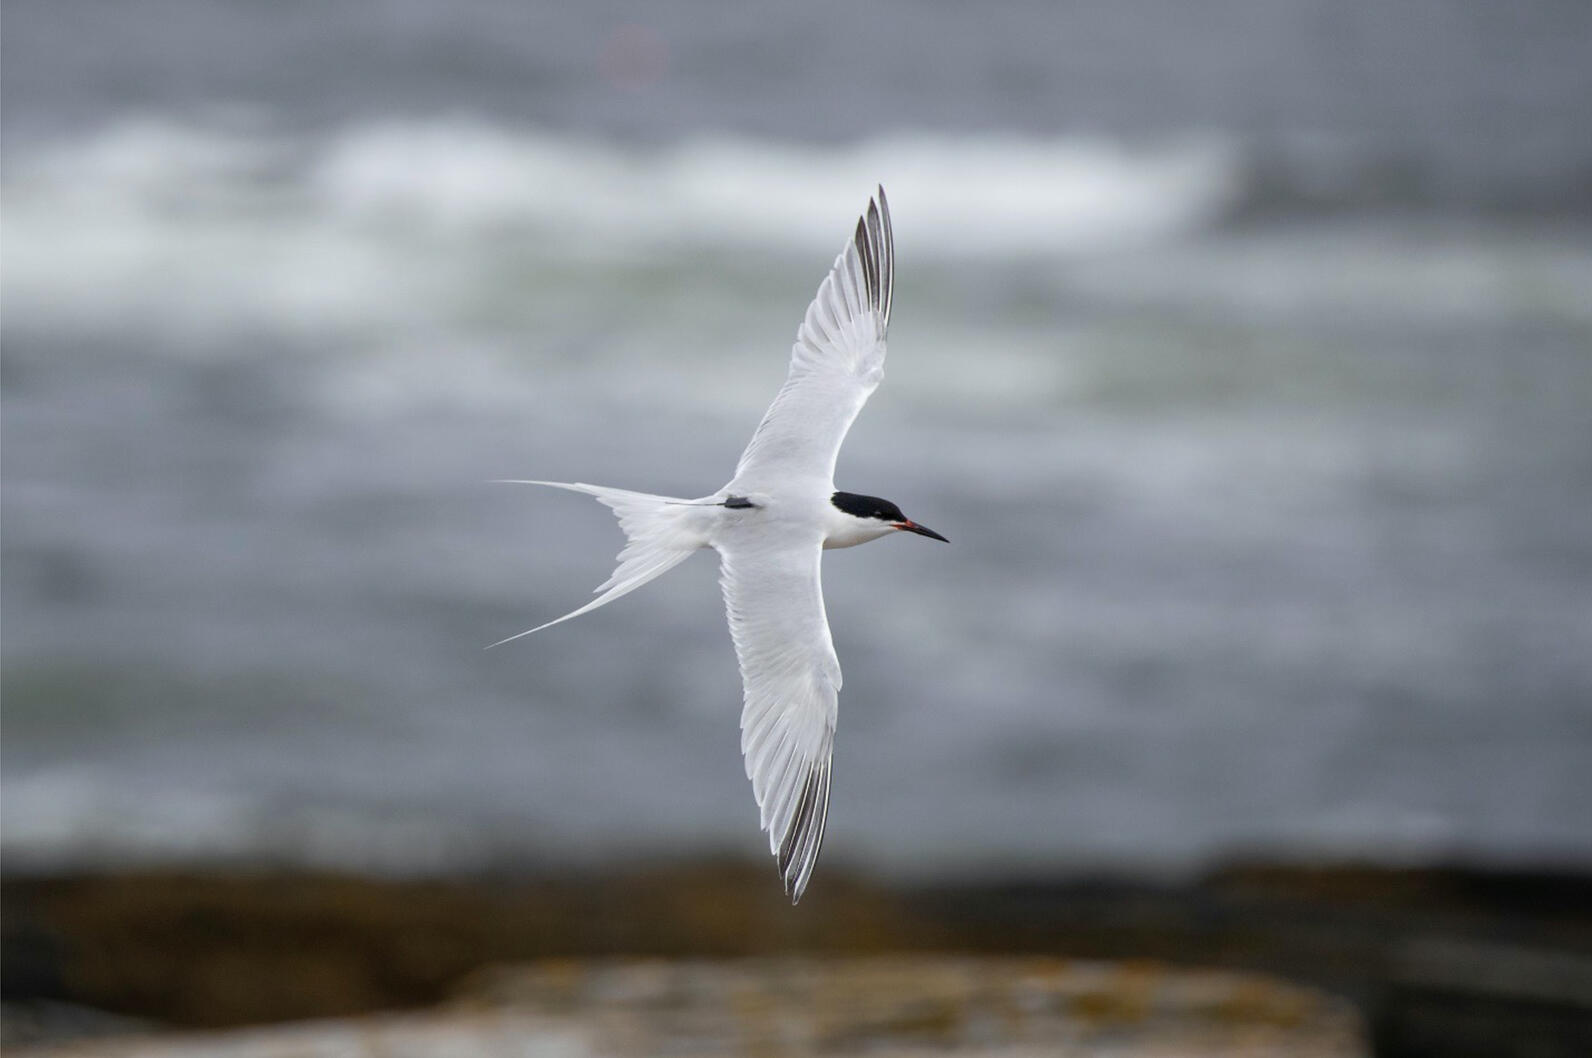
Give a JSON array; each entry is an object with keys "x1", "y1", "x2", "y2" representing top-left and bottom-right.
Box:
[{"x1": 4, "y1": 0, "x2": 1591, "y2": 879}]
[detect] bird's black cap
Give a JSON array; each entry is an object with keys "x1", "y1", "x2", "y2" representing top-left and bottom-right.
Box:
[
  {"x1": 831, "y1": 492, "x2": 947, "y2": 542},
  {"x1": 831, "y1": 491, "x2": 905, "y2": 522}
]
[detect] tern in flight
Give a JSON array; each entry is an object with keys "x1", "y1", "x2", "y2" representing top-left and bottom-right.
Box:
[{"x1": 494, "y1": 188, "x2": 945, "y2": 902}]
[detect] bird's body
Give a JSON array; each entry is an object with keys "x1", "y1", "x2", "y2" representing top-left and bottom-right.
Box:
[{"x1": 496, "y1": 188, "x2": 944, "y2": 902}]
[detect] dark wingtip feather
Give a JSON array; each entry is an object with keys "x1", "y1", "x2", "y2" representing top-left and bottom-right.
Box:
[
  {"x1": 777, "y1": 759, "x2": 831, "y2": 904},
  {"x1": 877, "y1": 187, "x2": 893, "y2": 326},
  {"x1": 854, "y1": 215, "x2": 877, "y2": 316},
  {"x1": 849, "y1": 187, "x2": 894, "y2": 334}
]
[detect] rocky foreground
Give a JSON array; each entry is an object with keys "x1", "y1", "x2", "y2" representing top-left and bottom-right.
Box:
[
  {"x1": 13, "y1": 956, "x2": 1366, "y2": 1058},
  {"x1": 4, "y1": 860, "x2": 1590, "y2": 1057}
]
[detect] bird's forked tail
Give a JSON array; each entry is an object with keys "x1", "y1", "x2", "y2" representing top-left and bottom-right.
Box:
[{"x1": 489, "y1": 481, "x2": 709, "y2": 648}]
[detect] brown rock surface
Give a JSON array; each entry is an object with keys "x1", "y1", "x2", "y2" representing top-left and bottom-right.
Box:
[
  {"x1": 11, "y1": 956, "x2": 1367, "y2": 1058},
  {"x1": 7, "y1": 862, "x2": 1588, "y2": 1056}
]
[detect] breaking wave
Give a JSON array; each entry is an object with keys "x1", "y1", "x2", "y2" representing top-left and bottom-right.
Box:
[{"x1": 1, "y1": 118, "x2": 1238, "y2": 337}]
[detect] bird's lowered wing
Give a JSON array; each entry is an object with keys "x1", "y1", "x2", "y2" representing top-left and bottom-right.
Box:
[
  {"x1": 732, "y1": 187, "x2": 893, "y2": 488},
  {"x1": 718, "y1": 530, "x2": 838, "y2": 902}
]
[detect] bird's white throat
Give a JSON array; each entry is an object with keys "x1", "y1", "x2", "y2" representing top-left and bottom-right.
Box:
[{"x1": 822, "y1": 510, "x2": 899, "y2": 549}]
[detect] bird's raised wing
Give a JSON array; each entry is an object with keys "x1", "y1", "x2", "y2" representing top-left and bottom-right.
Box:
[
  {"x1": 732, "y1": 187, "x2": 893, "y2": 489},
  {"x1": 718, "y1": 530, "x2": 839, "y2": 902}
]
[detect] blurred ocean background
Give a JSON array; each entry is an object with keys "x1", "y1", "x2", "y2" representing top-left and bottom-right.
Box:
[{"x1": 4, "y1": 0, "x2": 1591, "y2": 883}]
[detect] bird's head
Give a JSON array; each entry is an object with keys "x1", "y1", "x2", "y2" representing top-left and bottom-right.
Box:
[{"x1": 827, "y1": 491, "x2": 948, "y2": 549}]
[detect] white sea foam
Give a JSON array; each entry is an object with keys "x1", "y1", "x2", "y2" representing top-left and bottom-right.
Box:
[
  {"x1": 0, "y1": 768, "x2": 510, "y2": 877},
  {"x1": 308, "y1": 121, "x2": 1238, "y2": 251},
  {"x1": 1, "y1": 118, "x2": 1239, "y2": 340}
]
